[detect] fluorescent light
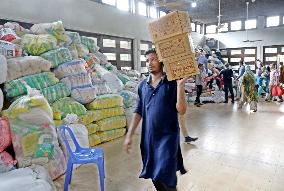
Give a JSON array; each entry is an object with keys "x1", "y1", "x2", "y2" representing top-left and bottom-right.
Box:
[{"x1": 192, "y1": 2, "x2": 197, "y2": 8}]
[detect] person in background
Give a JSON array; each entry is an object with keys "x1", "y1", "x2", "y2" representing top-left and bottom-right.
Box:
[
  {"x1": 179, "y1": 114, "x2": 198, "y2": 144},
  {"x1": 238, "y1": 65, "x2": 258, "y2": 112},
  {"x1": 265, "y1": 63, "x2": 283, "y2": 102},
  {"x1": 219, "y1": 63, "x2": 234, "y2": 103},
  {"x1": 279, "y1": 62, "x2": 284, "y2": 84},
  {"x1": 124, "y1": 49, "x2": 187, "y2": 191},
  {"x1": 198, "y1": 49, "x2": 208, "y2": 74},
  {"x1": 235, "y1": 60, "x2": 246, "y2": 100},
  {"x1": 195, "y1": 64, "x2": 206, "y2": 107}
]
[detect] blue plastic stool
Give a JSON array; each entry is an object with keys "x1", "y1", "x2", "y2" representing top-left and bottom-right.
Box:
[{"x1": 58, "y1": 125, "x2": 105, "y2": 191}]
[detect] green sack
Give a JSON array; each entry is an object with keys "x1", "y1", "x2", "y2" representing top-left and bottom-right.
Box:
[
  {"x1": 81, "y1": 36, "x2": 99, "y2": 53},
  {"x1": 41, "y1": 47, "x2": 72, "y2": 68},
  {"x1": 21, "y1": 34, "x2": 57, "y2": 56},
  {"x1": 4, "y1": 72, "x2": 59, "y2": 98},
  {"x1": 41, "y1": 83, "x2": 71, "y2": 104},
  {"x1": 66, "y1": 31, "x2": 81, "y2": 44}
]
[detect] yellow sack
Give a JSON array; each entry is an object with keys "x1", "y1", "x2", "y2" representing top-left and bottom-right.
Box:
[
  {"x1": 92, "y1": 107, "x2": 124, "y2": 121},
  {"x1": 88, "y1": 133, "x2": 101, "y2": 147},
  {"x1": 86, "y1": 123, "x2": 99, "y2": 135},
  {"x1": 86, "y1": 94, "x2": 123, "y2": 110},
  {"x1": 97, "y1": 115, "x2": 126, "y2": 131},
  {"x1": 96, "y1": 128, "x2": 126, "y2": 143}
]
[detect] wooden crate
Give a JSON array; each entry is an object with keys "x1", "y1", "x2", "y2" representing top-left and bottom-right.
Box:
[
  {"x1": 148, "y1": 11, "x2": 191, "y2": 42},
  {"x1": 155, "y1": 33, "x2": 194, "y2": 60},
  {"x1": 163, "y1": 53, "x2": 198, "y2": 81}
]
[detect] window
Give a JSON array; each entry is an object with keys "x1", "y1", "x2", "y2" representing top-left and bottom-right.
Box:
[
  {"x1": 218, "y1": 23, "x2": 228, "y2": 32},
  {"x1": 231, "y1": 21, "x2": 242, "y2": 31},
  {"x1": 232, "y1": 65, "x2": 239, "y2": 71},
  {"x1": 231, "y1": 58, "x2": 242, "y2": 62},
  {"x1": 120, "y1": 41, "x2": 131, "y2": 49},
  {"x1": 282, "y1": 47, "x2": 284, "y2": 52},
  {"x1": 138, "y1": 2, "x2": 147, "y2": 16},
  {"x1": 265, "y1": 56, "x2": 277, "y2": 62},
  {"x1": 266, "y1": 16, "x2": 279, "y2": 27},
  {"x1": 160, "y1": 11, "x2": 166, "y2": 17},
  {"x1": 152, "y1": 44, "x2": 155, "y2": 48},
  {"x1": 245, "y1": 19, "x2": 257, "y2": 29},
  {"x1": 150, "y1": 7, "x2": 157, "y2": 18},
  {"x1": 120, "y1": 54, "x2": 132, "y2": 61},
  {"x1": 206, "y1": 25, "x2": 216, "y2": 34},
  {"x1": 102, "y1": 0, "x2": 116, "y2": 6},
  {"x1": 231, "y1": 50, "x2": 242, "y2": 55},
  {"x1": 117, "y1": 0, "x2": 129, "y2": 11},
  {"x1": 121, "y1": 67, "x2": 132, "y2": 70},
  {"x1": 196, "y1": 24, "x2": 201, "y2": 34},
  {"x1": 191, "y1": 23, "x2": 196, "y2": 32},
  {"x1": 249, "y1": 65, "x2": 256, "y2": 70},
  {"x1": 223, "y1": 58, "x2": 228, "y2": 62},
  {"x1": 245, "y1": 49, "x2": 256, "y2": 54},
  {"x1": 140, "y1": 55, "x2": 146, "y2": 62},
  {"x1": 140, "y1": 43, "x2": 149, "y2": 51},
  {"x1": 104, "y1": 53, "x2": 116, "y2": 60},
  {"x1": 103, "y1": 39, "x2": 116, "y2": 47},
  {"x1": 244, "y1": 57, "x2": 255, "y2": 62},
  {"x1": 220, "y1": 50, "x2": 228, "y2": 56},
  {"x1": 265, "y1": 47, "x2": 277, "y2": 53}
]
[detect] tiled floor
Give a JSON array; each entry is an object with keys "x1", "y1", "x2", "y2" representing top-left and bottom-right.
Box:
[{"x1": 55, "y1": 102, "x2": 284, "y2": 191}]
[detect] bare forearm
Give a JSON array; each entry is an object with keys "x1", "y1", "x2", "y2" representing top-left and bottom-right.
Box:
[
  {"x1": 126, "y1": 113, "x2": 142, "y2": 138},
  {"x1": 176, "y1": 84, "x2": 187, "y2": 115}
]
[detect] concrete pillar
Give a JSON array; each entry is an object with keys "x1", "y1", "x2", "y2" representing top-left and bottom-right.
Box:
[{"x1": 133, "y1": 38, "x2": 141, "y2": 72}]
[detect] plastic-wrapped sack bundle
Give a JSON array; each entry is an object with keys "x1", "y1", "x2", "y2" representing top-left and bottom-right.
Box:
[
  {"x1": 124, "y1": 80, "x2": 139, "y2": 92},
  {"x1": 119, "y1": 90, "x2": 137, "y2": 108},
  {"x1": 30, "y1": 21, "x2": 69, "y2": 43},
  {"x1": 87, "y1": 123, "x2": 99, "y2": 135},
  {"x1": 66, "y1": 31, "x2": 81, "y2": 44},
  {"x1": 0, "y1": 151, "x2": 17, "y2": 173},
  {"x1": 87, "y1": 94, "x2": 123, "y2": 110},
  {"x1": 0, "y1": 165, "x2": 56, "y2": 191},
  {"x1": 3, "y1": 22, "x2": 30, "y2": 37},
  {"x1": 21, "y1": 34, "x2": 57, "y2": 56},
  {"x1": 117, "y1": 73, "x2": 130, "y2": 85},
  {"x1": 104, "y1": 62, "x2": 118, "y2": 72},
  {"x1": 84, "y1": 53, "x2": 100, "y2": 69},
  {"x1": 0, "y1": 55, "x2": 7, "y2": 84},
  {"x1": 94, "y1": 51, "x2": 107, "y2": 63},
  {"x1": 71, "y1": 86, "x2": 97, "y2": 104},
  {"x1": 81, "y1": 36, "x2": 99, "y2": 53},
  {"x1": 75, "y1": 43, "x2": 89, "y2": 58},
  {"x1": 94, "y1": 64, "x2": 123, "y2": 93},
  {"x1": 92, "y1": 107, "x2": 124, "y2": 122},
  {"x1": 3, "y1": 87, "x2": 66, "y2": 179},
  {"x1": 96, "y1": 115, "x2": 126, "y2": 131},
  {"x1": 88, "y1": 134, "x2": 101, "y2": 147},
  {"x1": 52, "y1": 97, "x2": 87, "y2": 120},
  {"x1": 0, "y1": 40, "x2": 22, "y2": 58},
  {"x1": 6, "y1": 56, "x2": 51, "y2": 81},
  {"x1": 61, "y1": 73, "x2": 92, "y2": 90},
  {"x1": 96, "y1": 128, "x2": 126, "y2": 143},
  {"x1": 53, "y1": 59, "x2": 87, "y2": 79},
  {"x1": 40, "y1": 47, "x2": 72, "y2": 68},
  {"x1": 0, "y1": 28, "x2": 19, "y2": 42},
  {"x1": 0, "y1": 89, "x2": 3, "y2": 111},
  {"x1": 78, "y1": 111, "x2": 95, "y2": 125},
  {"x1": 4, "y1": 72, "x2": 59, "y2": 98},
  {"x1": 0, "y1": 117, "x2": 12, "y2": 152},
  {"x1": 41, "y1": 83, "x2": 71, "y2": 104},
  {"x1": 68, "y1": 44, "x2": 79, "y2": 59},
  {"x1": 91, "y1": 77, "x2": 111, "y2": 95}
]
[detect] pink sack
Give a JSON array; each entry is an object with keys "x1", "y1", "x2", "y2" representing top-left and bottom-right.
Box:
[
  {"x1": 0, "y1": 117, "x2": 12, "y2": 152},
  {"x1": 0, "y1": 151, "x2": 17, "y2": 166}
]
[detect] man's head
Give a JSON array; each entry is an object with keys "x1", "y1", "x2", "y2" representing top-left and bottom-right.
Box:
[
  {"x1": 145, "y1": 49, "x2": 163, "y2": 74},
  {"x1": 270, "y1": 63, "x2": 276, "y2": 69},
  {"x1": 198, "y1": 64, "x2": 204, "y2": 70},
  {"x1": 239, "y1": 60, "x2": 244, "y2": 66},
  {"x1": 225, "y1": 63, "x2": 230, "y2": 68}
]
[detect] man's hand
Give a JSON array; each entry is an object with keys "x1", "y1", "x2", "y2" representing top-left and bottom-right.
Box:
[
  {"x1": 123, "y1": 135, "x2": 132, "y2": 154},
  {"x1": 177, "y1": 77, "x2": 188, "y2": 86}
]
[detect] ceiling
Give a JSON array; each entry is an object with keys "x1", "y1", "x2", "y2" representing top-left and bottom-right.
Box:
[{"x1": 143, "y1": 0, "x2": 284, "y2": 24}]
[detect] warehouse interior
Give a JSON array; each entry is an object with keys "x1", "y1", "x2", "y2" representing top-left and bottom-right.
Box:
[{"x1": 0, "y1": 0, "x2": 284, "y2": 190}]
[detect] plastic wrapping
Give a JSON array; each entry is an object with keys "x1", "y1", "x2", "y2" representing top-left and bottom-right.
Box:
[
  {"x1": 71, "y1": 86, "x2": 97, "y2": 104},
  {"x1": 53, "y1": 59, "x2": 87, "y2": 79},
  {"x1": 0, "y1": 55, "x2": 7, "y2": 84},
  {"x1": 30, "y1": 21, "x2": 69, "y2": 43},
  {"x1": 0, "y1": 151, "x2": 16, "y2": 173},
  {"x1": 86, "y1": 123, "x2": 99, "y2": 135},
  {"x1": 0, "y1": 117, "x2": 12, "y2": 152},
  {"x1": 75, "y1": 43, "x2": 89, "y2": 58},
  {"x1": 0, "y1": 28, "x2": 19, "y2": 42},
  {"x1": 67, "y1": 44, "x2": 79, "y2": 59},
  {"x1": 91, "y1": 78, "x2": 111, "y2": 95},
  {"x1": 0, "y1": 40, "x2": 22, "y2": 58},
  {"x1": 96, "y1": 115, "x2": 126, "y2": 131},
  {"x1": 81, "y1": 36, "x2": 99, "y2": 53},
  {"x1": 66, "y1": 31, "x2": 81, "y2": 44},
  {"x1": 119, "y1": 90, "x2": 137, "y2": 108},
  {"x1": 0, "y1": 89, "x2": 3, "y2": 111},
  {"x1": 0, "y1": 165, "x2": 56, "y2": 191},
  {"x1": 88, "y1": 134, "x2": 101, "y2": 147},
  {"x1": 4, "y1": 89, "x2": 66, "y2": 179},
  {"x1": 78, "y1": 111, "x2": 95, "y2": 125},
  {"x1": 117, "y1": 73, "x2": 130, "y2": 85},
  {"x1": 41, "y1": 83, "x2": 71, "y2": 104},
  {"x1": 3, "y1": 22, "x2": 30, "y2": 37},
  {"x1": 21, "y1": 34, "x2": 57, "y2": 56},
  {"x1": 6, "y1": 56, "x2": 51, "y2": 81},
  {"x1": 87, "y1": 94, "x2": 123, "y2": 110},
  {"x1": 94, "y1": 64, "x2": 124, "y2": 93},
  {"x1": 52, "y1": 97, "x2": 87, "y2": 120},
  {"x1": 84, "y1": 53, "x2": 100, "y2": 69},
  {"x1": 60, "y1": 73, "x2": 92, "y2": 90},
  {"x1": 96, "y1": 128, "x2": 126, "y2": 143},
  {"x1": 40, "y1": 47, "x2": 72, "y2": 68},
  {"x1": 4, "y1": 72, "x2": 59, "y2": 98},
  {"x1": 92, "y1": 107, "x2": 124, "y2": 122}
]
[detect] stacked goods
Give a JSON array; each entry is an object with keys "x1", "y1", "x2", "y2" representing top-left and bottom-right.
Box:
[
  {"x1": 0, "y1": 40, "x2": 23, "y2": 58},
  {"x1": 148, "y1": 11, "x2": 198, "y2": 81},
  {"x1": 40, "y1": 47, "x2": 72, "y2": 68},
  {"x1": 0, "y1": 28, "x2": 19, "y2": 42},
  {"x1": 3, "y1": 87, "x2": 66, "y2": 179},
  {"x1": 0, "y1": 55, "x2": 7, "y2": 84},
  {"x1": 86, "y1": 94, "x2": 126, "y2": 146}
]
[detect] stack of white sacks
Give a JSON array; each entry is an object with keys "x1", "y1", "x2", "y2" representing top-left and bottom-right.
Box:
[{"x1": 0, "y1": 20, "x2": 144, "y2": 184}]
